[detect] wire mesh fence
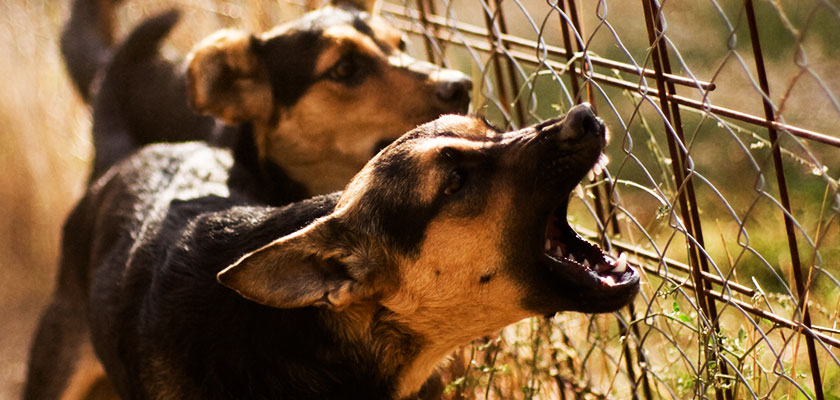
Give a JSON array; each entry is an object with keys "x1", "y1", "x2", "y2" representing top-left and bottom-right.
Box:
[{"x1": 369, "y1": 0, "x2": 840, "y2": 398}]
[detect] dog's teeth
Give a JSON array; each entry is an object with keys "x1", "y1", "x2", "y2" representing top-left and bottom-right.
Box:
[
  {"x1": 583, "y1": 259, "x2": 591, "y2": 269},
  {"x1": 545, "y1": 239, "x2": 551, "y2": 252},
  {"x1": 612, "y1": 252, "x2": 628, "y2": 274},
  {"x1": 597, "y1": 154, "x2": 609, "y2": 169},
  {"x1": 604, "y1": 275, "x2": 617, "y2": 286},
  {"x1": 568, "y1": 254, "x2": 576, "y2": 263},
  {"x1": 553, "y1": 247, "x2": 564, "y2": 258},
  {"x1": 593, "y1": 164, "x2": 602, "y2": 176},
  {"x1": 587, "y1": 170, "x2": 596, "y2": 181}
]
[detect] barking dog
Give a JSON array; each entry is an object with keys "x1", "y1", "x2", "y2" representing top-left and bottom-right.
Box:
[
  {"x1": 25, "y1": 103, "x2": 638, "y2": 399},
  {"x1": 63, "y1": 0, "x2": 472, "y2": 192}
]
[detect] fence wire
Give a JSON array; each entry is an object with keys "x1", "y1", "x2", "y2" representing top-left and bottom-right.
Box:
[{"x1": 372, "y1": 0, "x2": 840, "y2": 398}]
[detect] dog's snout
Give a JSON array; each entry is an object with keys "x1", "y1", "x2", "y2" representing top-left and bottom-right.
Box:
[
  {"x1": 537, "y1": 103, "x2": 604, "y2": 142},
  {"x1": 435, "y1": 75, "x2": 472, "y2": 103},
  {"x1": 564, "y1": 103, "x2": 603, "y2": 139},
  {"x1": 432, "y1": 70, "x2": 472, "y2": 108}
]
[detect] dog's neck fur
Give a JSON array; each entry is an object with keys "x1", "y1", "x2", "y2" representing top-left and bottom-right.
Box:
[
  {"x1": 230, "y1": 123, "x2": 311, "y2": 205},
  {"x1": 228, "y1": 125, "x2": 454, "y2": 398},
  {"x1": 318, "y1": 303, "x2": 450, "y2": 399}
]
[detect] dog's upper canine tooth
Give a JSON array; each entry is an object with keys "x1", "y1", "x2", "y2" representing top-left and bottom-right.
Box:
[
  {"x1": 583, "y1": 259, "x2": 591, "y2": 269},
  {"x1": 552, "y1": 247, "x2": 564, "y2": 259},
  {"x1": 545, "y1": 239, "x2": 551, "y2": 252},
  {"x1": 612, "y1": 252, "x2": 628, "y2": 274},
  {"x1": 597, "y1": 154, "x2": 609, "y2": 169}
]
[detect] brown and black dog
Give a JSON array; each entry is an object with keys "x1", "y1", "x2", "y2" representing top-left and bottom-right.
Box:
[
  {"x1": 25, "y1": 1, "x2": 475, "y2": 398},
  {"x1": 63, "y1": 0, "x2": 471, "y2": 193},
  {"x1": 25, "y1": 101, "x2": 639, "y2": 399}
]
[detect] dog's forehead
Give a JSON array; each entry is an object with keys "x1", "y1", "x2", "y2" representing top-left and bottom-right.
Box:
[
  {"x1": 262, "y1": 6, "x2": 397, "y2": 49},
  {"x1": 419, "y1": 115, "x2": 498, "y2": 139},
  {"x1": 402, "y1": 115, "x2": 503, "y2": 152}
]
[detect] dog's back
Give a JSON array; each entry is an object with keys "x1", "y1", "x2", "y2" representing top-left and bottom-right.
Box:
[
  {"x1": 75, "y1": 143, "x2": 345, "y2": 398},
  {"x1": 28, "y1": 137, "x2": 353, "y2": 398}
]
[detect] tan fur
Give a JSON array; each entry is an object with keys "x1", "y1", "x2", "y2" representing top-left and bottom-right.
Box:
[
  {"x1": 59, "y1": 343, "x2": 112, "y2": 400},
  {"x1": 420, "y1": 114, "x2": 498, "y2": 139},
  {"x1": 257, "y1": 41, "x2": 455, "y2": 194},
  {"x1": 383, "y1": 195, "x2": 532, "y2": 397},
  {"x1": 186, "y1": 29, "x2": 272, "y2": 124}
]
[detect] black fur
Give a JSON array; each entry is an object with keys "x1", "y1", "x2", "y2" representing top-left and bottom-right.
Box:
[
  {"x1": 61, "y1": 142, "x2": 439, "y2": 399},
  {"x1": 88, "y1": 10, "x2": 225, "y2": 179}
]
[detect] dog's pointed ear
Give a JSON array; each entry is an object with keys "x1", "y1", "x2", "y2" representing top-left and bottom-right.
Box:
[
  {"x1": 186, "y1": 29, "x2": 273, "y2": 124},
  {"x1": 217, "y1": 216, "x2": 384, "y2": 310}
]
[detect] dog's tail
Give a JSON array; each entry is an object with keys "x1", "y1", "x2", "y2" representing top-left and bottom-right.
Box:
[
  {"x1": 60, "y1": 0, "x2": 122, "y2": 101},
  {"x1": 89, "y1": 10, "x2": 182, "y2": 179}
]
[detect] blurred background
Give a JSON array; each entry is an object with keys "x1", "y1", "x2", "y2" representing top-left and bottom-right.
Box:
[
  {"x1": 1, "y1": 0, "x2": 837, "y2": 398},
  {"x1": 1, "y1": 3, "x2": 87, "y2": 398}
]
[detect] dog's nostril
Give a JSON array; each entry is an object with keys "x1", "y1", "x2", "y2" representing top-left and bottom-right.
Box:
[
  {"x1": 581, "y1": 113, "x2": 601, "y2": 134},
  {"x1": 562, "y1": 103, "x2": 602, "y2": 138}
]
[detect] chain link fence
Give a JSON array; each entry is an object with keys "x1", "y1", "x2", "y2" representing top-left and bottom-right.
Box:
[{"x1": 368, "y1": 0, "x2": 840, "y2": 398}]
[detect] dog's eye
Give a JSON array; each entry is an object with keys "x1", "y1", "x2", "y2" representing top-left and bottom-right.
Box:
[
  {"x1": 329, "y1": 55, "x2": 359, "y2": 82},
  {"x1": 443, "y1": 169, "x2": 466, "y2": 195},
  {"x1": 397, "y1": 37, "x2": 408, "y2": 52}
]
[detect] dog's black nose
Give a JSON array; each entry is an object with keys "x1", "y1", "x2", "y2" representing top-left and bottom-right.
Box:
[
  {"x1": 565, "y1": 103, "x2": 601, "y2": 137},
  {"x1": 433, "y1": 70, "x2": 472, "y2": 108},
  {"x1": 539, "y1": 103, "x2": 604, "y2": 142}
]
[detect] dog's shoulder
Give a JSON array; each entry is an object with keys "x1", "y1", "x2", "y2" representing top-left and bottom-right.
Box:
[{"x1": 76, "y1": 141, "x2": 349, "y2": 396}]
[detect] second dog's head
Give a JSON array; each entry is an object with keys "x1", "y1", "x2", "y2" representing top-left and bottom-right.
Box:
[{"x1": 187, "y1": 1, "x2": 472, "y2": 195}]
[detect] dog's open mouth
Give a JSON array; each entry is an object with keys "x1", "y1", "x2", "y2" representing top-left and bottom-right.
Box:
[
  {"x1": 540, "y1": 161, "x2": 639, "y2": 291},
  {"x1": 543, "y1": 208, "x2": 637, "y2": 289}
]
